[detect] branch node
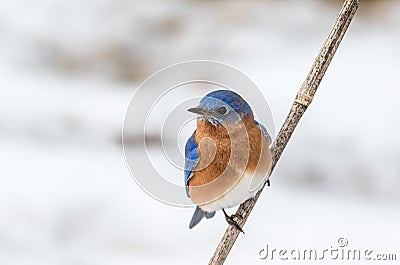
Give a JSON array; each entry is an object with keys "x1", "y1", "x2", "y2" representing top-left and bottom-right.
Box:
[{"x1": 294, "y1": 93, "x2": 313, "y2": 107}]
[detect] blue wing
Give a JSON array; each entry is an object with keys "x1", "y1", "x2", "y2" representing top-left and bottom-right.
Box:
[
  {"x1": 255, "y1": 120, "x2": 272, "y2": 144},
  {"x1": 184, "y1": 132, "x2": 216, "y2": 228},
  {"x1": 184, "y1": 132, "x2": 199, "y2": 197}
]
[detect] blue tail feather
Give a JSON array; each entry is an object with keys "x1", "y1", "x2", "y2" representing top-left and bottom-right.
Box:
[{"x1": 189, "y1": 206, "x2": 215, "y2": 229}]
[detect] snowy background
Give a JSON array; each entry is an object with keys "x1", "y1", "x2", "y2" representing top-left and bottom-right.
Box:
[{"x1": 1, "y1": 0, "x2": 400, "y2": 264}]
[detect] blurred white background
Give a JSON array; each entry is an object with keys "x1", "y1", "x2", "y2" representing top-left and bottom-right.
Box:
[{"x1": 1, "y1": 0, "x2": 399, "y2": 264}]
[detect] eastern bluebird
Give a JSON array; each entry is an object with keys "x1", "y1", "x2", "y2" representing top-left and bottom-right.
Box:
[{"x1": 185, "y1": 90, "x2": 272, "y2": 233}]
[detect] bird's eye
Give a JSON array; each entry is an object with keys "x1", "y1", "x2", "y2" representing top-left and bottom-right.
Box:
[{"x1": 218, "y1": 106, "x2": 228, "y2": 115}]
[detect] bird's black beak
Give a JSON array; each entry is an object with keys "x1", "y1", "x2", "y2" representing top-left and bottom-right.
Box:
[{"x1": 187, "y1": 106, "x2": 210, "y2": 116}]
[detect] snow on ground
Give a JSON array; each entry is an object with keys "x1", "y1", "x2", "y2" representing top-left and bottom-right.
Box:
[{"x1": 1, "y1": 0, "x2": 400, "y2": 264}]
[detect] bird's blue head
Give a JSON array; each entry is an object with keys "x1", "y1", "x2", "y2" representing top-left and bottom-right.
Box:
[{"x1": 188, "y1": 90, "x2": 253, "y2": 126}]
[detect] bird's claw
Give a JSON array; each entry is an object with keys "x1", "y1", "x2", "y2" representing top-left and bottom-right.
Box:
[
  {"x1": 225, "y1": 216, "x2": 245, "y2": 234},
  {"x1": 266, "y1": 179, "x2": 270, "y2": 187},
  {"x1": 222, "y1": 209, "x2": 245, "y2": 234},
  {"x1": 230, "y1": 214, "x2": 243, "y2": 220}
]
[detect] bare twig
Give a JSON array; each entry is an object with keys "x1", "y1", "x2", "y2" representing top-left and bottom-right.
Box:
[{"x1": 209, "y1": 1, "x2": 359, "y2": 264}]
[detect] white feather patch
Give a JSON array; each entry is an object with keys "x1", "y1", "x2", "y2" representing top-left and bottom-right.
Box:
[{"x1": 199, "y1": 172, "x2": 267, "y2": 212}]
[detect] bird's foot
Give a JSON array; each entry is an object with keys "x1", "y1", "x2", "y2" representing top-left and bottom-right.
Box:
[
  {"x1": 230, "y1": 214, "x2": 243, "y2": 220},
  {"x1": 266, "y1": 179, "x2": 271, "y2": 187},
  {"x1": 222, "y1": 209, "x2": 244, "y2": 234}
]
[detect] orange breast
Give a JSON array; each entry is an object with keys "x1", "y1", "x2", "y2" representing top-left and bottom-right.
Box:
[{"x1": 188, "y1": 119, "x2": 271, "y2": 207}]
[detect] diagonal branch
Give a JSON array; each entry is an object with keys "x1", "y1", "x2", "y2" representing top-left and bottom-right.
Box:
[{"x1": 209, "y1": 0, "x2": 359, "y2": 264}]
